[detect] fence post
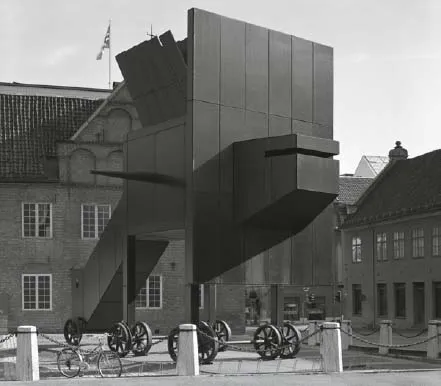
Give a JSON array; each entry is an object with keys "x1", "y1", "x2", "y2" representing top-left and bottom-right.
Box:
[
  {"x1": 340, "y1": 320, "x2": 352, "y2": 350},
  {"x1": 321, "y1": 322, "x2": 343, "y2": 373},
  {"x1": 379, "y1": 320, "x2": 392, "y2": 355},
  {"x1": 176, "y1": 324, "x2": 199, "y2": 376},
  {"x1": 427, "y1": 320, "x2": 441, "y2": 360},
  {"x1": 16, "y1": 326, "x2": 39, "y2": 381}
]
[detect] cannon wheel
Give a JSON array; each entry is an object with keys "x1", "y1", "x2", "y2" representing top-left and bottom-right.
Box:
[
  {"x1": 253, "y1": 324, "x2": 282, "y2": 360},
  {"x1": 107, "y1": 321, "x2": 132, "y2": 358},
  {"x1": 167, "y1": 327, "x2": 179, "y2": 362},
  {"x1": 197, "y1": 321, "x2": 219, "y2": 364},
  {"x1": 212, "y1": 320, "x2": 231, "y2": 352},
  {"x1": 131, "y1": 321, "x2": 153, "y2": 356},
  {"x1": 279, "y1": 322, "x2": 302, "y2": 359},
  {"x1": 63, "y1": 318, "x2": 82, "y2": 346}
]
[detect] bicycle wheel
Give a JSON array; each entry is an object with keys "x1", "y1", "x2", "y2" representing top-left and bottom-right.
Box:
[
  {"x1": 57, "y1": 348, "x2": 82, "y2": 378},
  {"x1": 98, "y1": 350, "x2": 122, "y2": 378}
]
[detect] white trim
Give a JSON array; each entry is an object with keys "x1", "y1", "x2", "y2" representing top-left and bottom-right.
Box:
[
  {"x1": 22, "y1": 202, "x2": 53, "y2": 239},
  {"x1": 81, "y1": 203, "x2": 111, "y2": 240},
  {"x1": 140, "y1": 275, "x2": 162, "y2": 309},
  {"x1": 22, "y1": 273, "x2": 52, "y2": 311}
]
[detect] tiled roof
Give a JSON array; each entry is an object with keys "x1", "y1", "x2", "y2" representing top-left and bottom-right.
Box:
[
  {"x1": 338, "y1": 176, "x2": 374, "y2": 205},
  {"x1": 364, "y1": 156, "x2": 389, "y2": 175},
  {"x1": 343, "y1": 149, "x2": 441, "y2": 227},
  {"x1": 0, "y1": 94, "x2": 102, "y2": 180}
]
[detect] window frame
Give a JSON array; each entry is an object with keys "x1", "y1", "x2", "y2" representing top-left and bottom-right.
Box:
[
  {"x1": 432, "y1": 227, "x2": 441, "y2": 256},
  {"x1": 81, "y1": 204, "x2": 111, "y2": 240},
  {"x1": 22, "y1": 274, "x2": 52, "y2": 311},
  {"x1": 376, "y1": 232, "x2": 387, "y2": 261},
  {"x1": 199, "y1": 284, "x2": 204, "y2": 310},
  {"x1": 411, "y1": 228, "x2": 425, "y2": 258},
  {"x1": 22, "y1": 203, "x2": 53, "y2": 239},
  {"x1": 434, "y1": 282, "x2": 441, "y2": 319},
  {"x1": 135, "y1": 275, "x2": 162, "y2": 310},
  {"x1": 393, "y1": 231, "x2": 405, "y2": 259},
  {"x1": 352, "y1": 236, "x2": 362, "y2": 263}
]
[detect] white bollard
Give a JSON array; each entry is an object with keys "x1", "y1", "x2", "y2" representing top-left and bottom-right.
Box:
[
  {"x1": 379, "y1": 320, "x2": 392, "y2": 355},
  {"x1": 16, "y1": 326, "x2": 39, "y2": 381},
  {"x1": 321, "y1": 322, "x2": 343, "y2": 373},
  {"x1": 176, "y1": 324, "x2": 199, "y2": 376},
  {"x1": 427, "y1": 320, "x2": 441, "y2": 360},
  {"x1": 340, "y1": 320, "x2": 352, "y2": 350}
]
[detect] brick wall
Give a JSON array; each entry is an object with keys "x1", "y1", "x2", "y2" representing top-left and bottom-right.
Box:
[{"x1": 0, "y1": 183, "x2": 122, "y2": 332}]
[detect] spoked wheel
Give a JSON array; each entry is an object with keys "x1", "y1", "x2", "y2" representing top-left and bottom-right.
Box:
[
  {"x1": 280, "y1": 322, "x2": 302, "y2": 359},
  {"x1": 131, "y1": 321, "x2": 153, "y2": 356},
  {"x1": 167, "y1": 327, "x2": 179, "y2": 362},
  {"x1": 63, "y1": 319, "x2": 82, "y2": 346},
  {"x1": 107, "y1": 321, "x2": 132, "y2": 358},
  {"x1": 98, "y1": 350, "x2": 122, "y2": 378},
  {"x1": 57, "y1": 347, "x2": 82, "y2": 378},
  {"x1": 253, "y1": 324, "x2": 282, "y2": 360},
  {"x1": 212, "y1": 320, "x2": 231, "y2": 352},
  {"x1": 197, "y1": 321, "x2": 219, "y2": 364}
]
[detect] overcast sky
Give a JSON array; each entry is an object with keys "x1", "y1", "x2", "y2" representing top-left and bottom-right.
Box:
[{"x1": 1, "y1": 0, "x2": 440, "y2": 174}]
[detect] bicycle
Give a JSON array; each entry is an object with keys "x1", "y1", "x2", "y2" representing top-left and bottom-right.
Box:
[{"x1": 57, "y1": 336, "x2": 122, "y2": 378}]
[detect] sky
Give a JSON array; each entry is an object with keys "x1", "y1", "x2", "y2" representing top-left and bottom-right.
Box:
[{"x1": 1, "y1": 0, "x2": 441, "y2": 174}]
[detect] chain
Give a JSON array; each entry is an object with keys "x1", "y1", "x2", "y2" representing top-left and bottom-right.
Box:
[
  {"x1": 341, "y1": 328, "x2": 441, "y2": 348},
  {"x1": 38, "y1": 332, "x2": 77, "y2": 350},
  {"x1": 0, "y1": 333, "x2": 15, "y2": 345},
  {"x1": 351, "y1": 327, "x2": 380, "y2": 337},
  {"x1": 394, "y1": 328, "x2": 428, "y2": 339}
]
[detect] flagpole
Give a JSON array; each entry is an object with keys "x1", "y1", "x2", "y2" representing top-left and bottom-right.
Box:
[{"x1": 108, "y1": 19, "x2": 112, "y2": 89}]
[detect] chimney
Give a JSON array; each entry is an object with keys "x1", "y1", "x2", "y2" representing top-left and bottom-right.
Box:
[{"x1": 388, "y1": 141, "x2": 408, "y2": 161}]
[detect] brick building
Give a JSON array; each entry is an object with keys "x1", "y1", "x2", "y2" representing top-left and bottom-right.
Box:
[
  {"x1": 0, "y1": 81, "x2": 142, "y2": 332},
  {"x1": 341, "y1": 142, "x2": 441, "y2": 329}
]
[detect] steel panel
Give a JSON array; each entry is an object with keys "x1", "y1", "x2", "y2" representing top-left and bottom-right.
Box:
[
  {"x1": 311, "y1": 123, "x2": 333, "y2": 139},
  {"x1": 291, "y1": 225, "x2": 313, "y2": 284},
  {"x1": 193, "y1": 100, "x2": 220, "y2": 192},
  {"x1": 313, "y1": 43, "x2": 333, "y2": 126},
  {"x1": 245, "y1": 23, "x2": 268, "y2": 113},
  {"x1": 292, "y1": 37, "x2": 313, "y2": 122},
  {"x1": 220, "y1": 17, "x2": 246, "y2": 108},
  {"x1": 245, "y1": 110, "x2": 269, "y2": 139},
  {"x1": 269, "y1": 115, "x2": 291, "y2": 137},
  {"x1": 268, "y1": 239, "x2": 292, "y2": 283},
  {"x1": 159, "y1": 31, "x2": 187, "y2": 89},
  {"x1": 269, "y1": 30, "x2": 292, "y2": 117},
  {"x1": 297, "y1": 155, "x2": 339, "y2": 194},
  {"x1": 292, "y1": 119, "x2": 313, "y2": 136},
  {"x1": 190, "y1": 8, "x2": 221, "y2": 104},
  {"x1": 220, "y1": 106, "x2": 246, "y2": 193},
  {"x1": 270, "y1": 153, "x2": 296, "y2": 204}
]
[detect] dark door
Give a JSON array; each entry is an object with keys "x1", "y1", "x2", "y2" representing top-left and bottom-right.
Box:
[{"x1": 413, "y1": 282, "x2": 425, "y2": 326}]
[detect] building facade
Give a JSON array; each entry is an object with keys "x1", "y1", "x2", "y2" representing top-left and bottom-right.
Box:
[{"x1": 341, "y1": 144, "x2": 441, "y2": 329}]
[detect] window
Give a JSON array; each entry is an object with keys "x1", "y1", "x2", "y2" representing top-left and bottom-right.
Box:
[
  {"x1": 22, "y1": 203, "x2": 52, "y2": 238},
  {"x1": 434, "y1": 282, "x2": 441, "y2": 319},
  {"x1": 393, "y1": 231, "x2": 405, "y2": 259},
  {"x1": 377, "y1": 284, "x2": 388, "y2": 317},
  {"x1": 433, "y1": 227, "x2": 441, "y2": 256},
  {"x1": 411, "y1": 228, "x2": 424, "y2": 258},
  {"x1": 352, "y1": 284, "x2": 362, "y2": 315},
  {"x1": 81, "y1": 204, "x2": 111, "y2": 239},
  {"x1": 352, "y1": 237, "x2": 362, "y2": 263},
  {"x1": 376, "y1": 232, "x2": 387, "y2": 261},
  {"x1": 22, "y1": 274, "x2": 52, "y2": 310},
  {"x1": 199, "y1": 284, "x2": 204, "y2": 309},
  {"x1": 394, "y1": 283, "x2": 406, "y2": 318},
  {"x1": 135, "y1": 275, "x2": 162, "y2": 309}
]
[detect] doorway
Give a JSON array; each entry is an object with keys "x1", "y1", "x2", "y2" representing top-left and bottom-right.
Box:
[{"x1": 413, "y1": 282, "x2": 425, "y2": 326}]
